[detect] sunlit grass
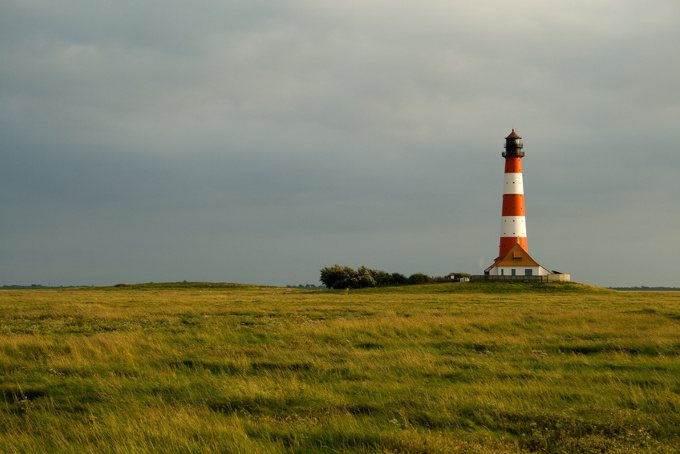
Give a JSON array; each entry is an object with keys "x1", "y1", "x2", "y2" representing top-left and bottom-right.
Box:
[{"x1": 1, "y1": 283, "x2": 678, "y2": 452}]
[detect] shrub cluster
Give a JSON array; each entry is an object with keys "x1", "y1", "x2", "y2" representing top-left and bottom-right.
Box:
[{"x1": 319, "y1": 265, "x2": 470, "y2": 289}]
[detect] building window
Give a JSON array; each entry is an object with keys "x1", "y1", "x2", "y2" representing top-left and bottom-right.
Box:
[
  {"x1": 511, "y1": 269, "x2": 516, "y2": 276},
  {"x1": 525, "y1": 269, "x2": 533, "y2": 276}
]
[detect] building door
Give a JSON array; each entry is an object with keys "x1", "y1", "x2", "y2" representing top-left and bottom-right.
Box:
[{"x1": 511, "y1": 269, "x2": 516, "y2": 276}]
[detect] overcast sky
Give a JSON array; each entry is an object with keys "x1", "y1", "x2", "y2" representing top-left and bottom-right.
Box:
[{"x1": 1, "y1": 0, "x2": 679, "y2": 287}]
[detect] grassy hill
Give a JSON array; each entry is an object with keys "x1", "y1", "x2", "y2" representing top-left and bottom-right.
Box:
[
  {"x1": 105, "y1": 280, "x2": 604, "y2": 293},
  {"x1": 1, "y1": 283, "x2": 678, "y2": 452}
]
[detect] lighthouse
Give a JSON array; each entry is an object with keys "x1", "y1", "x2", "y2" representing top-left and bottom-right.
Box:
[
  {"x1": 481, "y1": 129, "x2": 570, "y2": 281},
  {"x1": 499, "y1": 129, "x2": 527, "y2": 258}
]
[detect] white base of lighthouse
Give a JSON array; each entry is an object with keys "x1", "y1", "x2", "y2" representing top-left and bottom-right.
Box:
[{"x1": 481, "y1": 243, "x2": 570, "y2": 281}]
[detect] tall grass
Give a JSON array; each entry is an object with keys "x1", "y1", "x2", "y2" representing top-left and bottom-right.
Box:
[{"x1": 1, "y1": 283, "x2": 678, "y2": 452}]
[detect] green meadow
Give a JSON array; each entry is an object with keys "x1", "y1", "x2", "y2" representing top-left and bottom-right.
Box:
[{"x1": 1, "y1": 283, "x2": 678, "y2": 453}]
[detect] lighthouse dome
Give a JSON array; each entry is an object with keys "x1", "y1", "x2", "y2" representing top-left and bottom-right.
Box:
[{"x1": 505, "y1": 129, "x2": 521, "y2": 140}]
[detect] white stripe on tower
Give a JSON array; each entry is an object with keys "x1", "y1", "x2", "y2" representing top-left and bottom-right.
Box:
[
  {"x1": 503, "y1": 173, "x2": 524, "y2": 194},
  {"x1": 501, "y1": 216, "x2": 527, "y2": 237}
]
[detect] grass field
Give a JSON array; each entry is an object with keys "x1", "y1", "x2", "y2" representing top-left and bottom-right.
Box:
[{"x1": 1, "y1": 282, "x2": 679, "y2": 453}]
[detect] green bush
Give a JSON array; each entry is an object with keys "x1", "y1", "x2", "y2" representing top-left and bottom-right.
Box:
[
  {"x1": 320, "y1": 265, "x2": 359, "y2": 289},
  {"x1": 407, "y1": 273, "x2": 431, "y2": 285},
  {"x1": 390, "y1": 272, "x2": 408, "y2": 286},
  {"x1": 356, "y1": 267, "x2": 377, "y2": 288},
  {"x1": 320, "y1": 266, "x2": 452, "y2": 289}
]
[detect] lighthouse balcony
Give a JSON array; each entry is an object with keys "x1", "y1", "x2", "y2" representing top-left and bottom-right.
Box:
[{"x1": 502, "y1": 150, "x2": 525, "y2": 157}]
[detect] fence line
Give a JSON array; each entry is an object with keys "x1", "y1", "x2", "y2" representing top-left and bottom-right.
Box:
[{"x1": 470, "y1": 274, "x2": 570, "y2": 282}]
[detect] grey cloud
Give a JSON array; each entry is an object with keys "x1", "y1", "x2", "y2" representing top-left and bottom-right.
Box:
[{"x1": 1, "y1": 0, "x2": 679, "y2": 286}]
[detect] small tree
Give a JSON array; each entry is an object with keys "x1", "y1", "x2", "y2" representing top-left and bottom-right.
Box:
[
  {"x1": 356, "y1": 266, "x2": 377, "y2": 288},
  {"x1": 407, "y1": 273, "x2": 431, "y2": 285},
  {"x1": 368, "y1": 268, "x2": 392, "y2": 286},
  {"x1": 390, "y1": 273, "x2": 408, "y2": 286},
  {"x1": 320, "y1": 265, "x2": 356, "y2": 289}
]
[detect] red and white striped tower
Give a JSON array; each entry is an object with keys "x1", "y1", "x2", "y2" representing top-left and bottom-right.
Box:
[{"x1": 498, "y1": 129, "x2": 527, "y2": 258}]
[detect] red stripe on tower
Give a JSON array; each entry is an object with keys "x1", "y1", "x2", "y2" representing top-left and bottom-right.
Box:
[{"x1": 498, "y1": 129, "x2": 527, "y2": 258}]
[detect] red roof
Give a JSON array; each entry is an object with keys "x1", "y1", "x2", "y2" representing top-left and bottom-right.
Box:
[{"x1": 484, "y1": 242, "x2": 543, "y2": 272}]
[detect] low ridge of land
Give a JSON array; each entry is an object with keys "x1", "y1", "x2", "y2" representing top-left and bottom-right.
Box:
[{"x1": 1, "y1": 283, "x2": 678, "y2": 452}]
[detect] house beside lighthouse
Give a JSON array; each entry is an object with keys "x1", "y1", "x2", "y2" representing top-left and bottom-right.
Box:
[{"x1": 477, "y1": 129, "x2": 570, "y2": 282}]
